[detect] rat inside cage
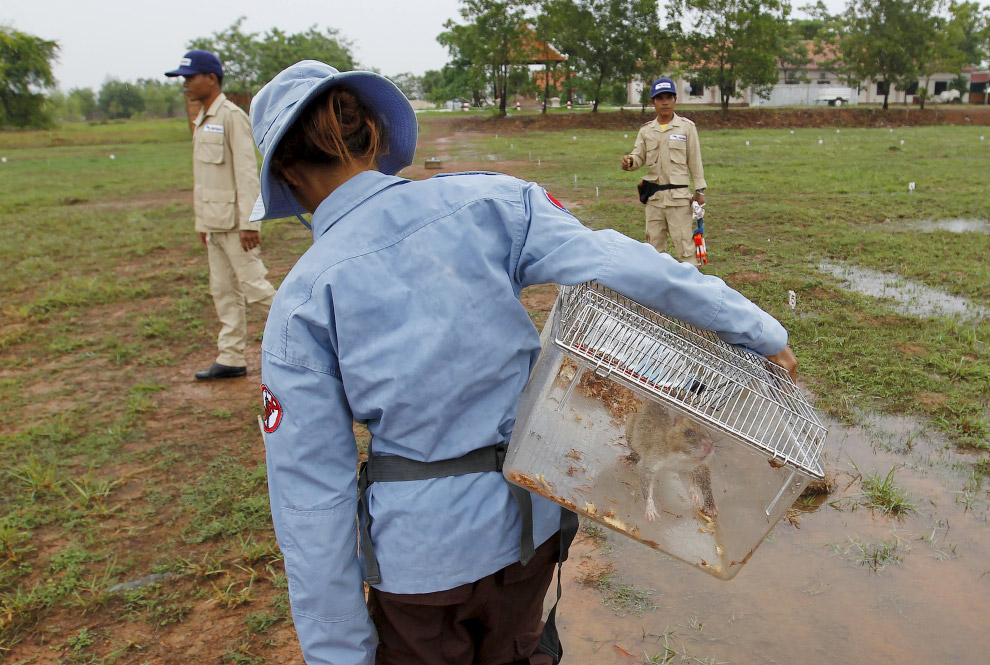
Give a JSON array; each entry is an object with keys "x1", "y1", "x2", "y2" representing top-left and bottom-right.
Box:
[{"x1": 505, "y1": 282, "x2": 827, "y2": 579}]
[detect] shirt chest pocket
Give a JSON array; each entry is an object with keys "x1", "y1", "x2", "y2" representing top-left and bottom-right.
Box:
[
  {"x1": 667, "y1": 140, "x2": 689, "y2": 183},
  {"x1": 195, "y1": 131, "x2": 225, "y2": 164},
  {"x1": 645, "y1": 135, "x2": 660, "y2": 164}
]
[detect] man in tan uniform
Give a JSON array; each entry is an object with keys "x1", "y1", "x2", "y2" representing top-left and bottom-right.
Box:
[
  {"x1": 166, "y1": 50, "x2": 277, "y2": 380},
  {"x1": 621, "y1": 78, "x2": 707, "y2": 266}
]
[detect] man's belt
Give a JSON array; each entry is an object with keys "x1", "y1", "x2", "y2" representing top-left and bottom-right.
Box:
[{"x1": 638, "y1": 180, "x2": 687, "y2": 204}]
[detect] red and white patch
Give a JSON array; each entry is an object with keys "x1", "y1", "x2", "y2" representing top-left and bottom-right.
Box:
[
  {"x1": 545, "y1": 190, "x2": 568, "y2": 212},
  {"x1": 261, "y1": 384, "x2": 283, "y2": 433}
]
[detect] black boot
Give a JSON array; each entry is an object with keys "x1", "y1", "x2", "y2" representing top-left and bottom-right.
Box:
[{"x1": 194, "y1": 363, "x2": 247, "y2": 380}]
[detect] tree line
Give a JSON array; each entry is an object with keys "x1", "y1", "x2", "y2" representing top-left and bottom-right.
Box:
[
  {"x1": 424, "y1": 0, "x2": 990, "y2": 114},
  {"x1": 0, "y1": 18, "x2": 357, "y2": 128},
  {"x1": 2, "y1": 1, "x2": 989, "y2": 128}
]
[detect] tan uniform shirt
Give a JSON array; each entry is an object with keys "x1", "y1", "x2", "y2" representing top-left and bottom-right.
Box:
[
  {"x1": 192, "y1": 93, "x2": 261, "y2": 233},
  {"x1": 626, "y1": 113, "x2": 707, "y2": 207}
]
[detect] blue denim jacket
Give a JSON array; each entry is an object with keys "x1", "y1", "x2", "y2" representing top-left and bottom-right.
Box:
[{"x1": 260, "y1": 170, "x2": 787, "y2": 664}]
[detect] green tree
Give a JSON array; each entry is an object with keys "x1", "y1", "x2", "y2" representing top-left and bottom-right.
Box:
[
  {"x1": 252, "y1": 25, "x2": 356, "y2": 90},
  {"x1": 914, "y1": 0, "x2": 973, "y2": 109},
  {"x1": 390, "y1": 73, "x2": 424, "y2": 99},
  {"x1": 421, "y1": 65, "x2": 474, "y2": 106},
  {"x1": 0, "y1": 25, "x2": 59, "y2": 128},
  {"x1": 45, "y1": 88, "x2": 67, "y2": 121},
  {"x1": 835, "y1": 0, "x2": 934, "y2": 110},
  {"x1": 98, "y1": 79, "x2": 145, "y2": 119},
  {"x1": 778, "y1": 19, "x2": 815, "y2": 84},
  {"x1": 443, "y1": 0, "x2": 531, "y2": 115},
  {"x1": 946, "y1": 1, "x2": 990, "y2": 65},
  {"x1": 531, "y1": 13, "x2": 569, "y2": 113},
  {"x1": 66, "y1": 87, "x2": 97, "y2": 121},
  {"x1": 189, "y1": 17, "x2": 356, "y2": 96},
  {"x1": 637, "y1": 5, "x2": 680, "y2": 108},
  {"x1": 136, "y1": 78, "x2": 184, "y2": 117},
  {"x1": 673, "y1": 0, "x2": 792, "y2": 113},
  {"x1": 437, "y1": 21, "x2": 493, "y2": 107},
  {"x1": 542, "y1": 0, "x2": 658, "y2": 113},
  {"x1": 188, "y1": 17, "x2": 258, "y2": 95}
]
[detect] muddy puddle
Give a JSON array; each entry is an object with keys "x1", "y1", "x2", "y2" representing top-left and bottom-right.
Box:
[
  {"x1": 553, "y1": 413, "x2": 990, "y2": 664},
  {"x1": 817, "y1": 259, "x2": 988, "y2": 321},
  {"x1": 890, "y1": 218, "x2": 990, "y2": 234}
]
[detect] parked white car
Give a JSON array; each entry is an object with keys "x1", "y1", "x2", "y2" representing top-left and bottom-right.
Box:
[
  {"x1": 816, "y1": 87, "x2": 854, "y2": 106},
  {"x1": 937, "y1": 89, "x2": 961, "y2": 103}
]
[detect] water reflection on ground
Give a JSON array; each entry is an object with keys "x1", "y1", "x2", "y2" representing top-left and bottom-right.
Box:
[
  {"x1": 554, "y1": 414, "x2": 989, "y2": 664},
  {"x1": 818, "y1": 259, "x2": 988, "y2": 321},
  {"x1": 895, "y1": 218, "x2": 990, "y2": 234}
]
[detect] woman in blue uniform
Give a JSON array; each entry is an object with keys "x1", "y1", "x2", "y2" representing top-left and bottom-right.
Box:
[{"x1": 249, "y1": 61, "x2": 797, "y2": 665}]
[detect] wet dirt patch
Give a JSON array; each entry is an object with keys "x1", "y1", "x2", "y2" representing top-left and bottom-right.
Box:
[
  {"x1": 725, "y1": 270, "x2": 771, "y2": 285},
  {"x1": 554, "y1": 412, "x2": 990, "y2": 664},
  {"x1": 818, "y1": 259, "x2": 988, "y2": 321}
]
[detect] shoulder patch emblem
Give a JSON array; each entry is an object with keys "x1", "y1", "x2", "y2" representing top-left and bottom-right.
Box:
[
  {"x1": 261, "y1": 384, "x2": 283, "y2": 433},
  {"x1": 545, "y1": 190, "x2": 568, "y2": 212}
]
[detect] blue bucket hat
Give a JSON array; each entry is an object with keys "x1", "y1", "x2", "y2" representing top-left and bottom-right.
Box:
[
  {"x1": 248, "y1": 60, "x2": 417, "y2": 222},
  {"x1": 165, "y1": 49, "x2": 223, "y2": 78},
  {"x1": 650, "y1": 77, "x2": 677, "y2": 98}
]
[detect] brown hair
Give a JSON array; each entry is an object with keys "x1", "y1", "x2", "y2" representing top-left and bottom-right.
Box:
[{"x1": 270, "y1": 87, "x2": 385, "y2": 183}]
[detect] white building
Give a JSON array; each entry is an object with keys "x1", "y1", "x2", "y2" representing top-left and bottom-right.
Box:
[{"x1": 627, "y1": 43, "x2": 972, "y2": 107}]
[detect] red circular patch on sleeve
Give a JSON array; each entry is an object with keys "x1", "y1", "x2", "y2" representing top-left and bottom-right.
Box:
[{"x1": 261, "y1": 384, "x2": 283, "y2": 433}]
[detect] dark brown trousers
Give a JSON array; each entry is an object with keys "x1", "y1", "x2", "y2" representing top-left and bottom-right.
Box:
[{"x1": 368, "y1": 535, "x2": 560, "y2": 665}]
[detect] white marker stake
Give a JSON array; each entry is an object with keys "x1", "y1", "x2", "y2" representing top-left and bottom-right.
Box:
[
  {"x1": 788, "y1": 290, "x2": 796, "y2": 312},
  {"x1": 745, "y1": 140, "x2": 750, "y2": 146},
  {"x1": 510, "y1": 144, "x2": 513, "y2": 150},
  {"x1": 538, "y1": 159, "x2": 541, "y2": 166},
  {"x1": 1, "y1": 157, "x2": 6, "y2": 163},
  {"x1": 624, "y1": 133, "x2": 628, "y2": 138},
  {"x1": 836, "y1": 129, "x2": 840, "y2": 133},
  {"x1": 818, "y1": 139, "x2": 823, "y2": 145},
  {"x1": 596, "y1": 186, "x2": 599, "y2": 200},
  {"x1": 981, "y1": 136, "x2": 985, "y2": 141},
  {"x1": 110, "y1": 154, "x2": 116, "y2": 160},
  {"x1": 573, "y1": 174, "x2": 577, "y2": 190},
  {"x1": 908, "y1": 182, "x2": 915, "y2": 192},
  {"x1": 790, "y1": 130, "x2": 794, "y2": 134},
  {"x1": 900, "y1": 140, "x2": 905, "y2": 145},
  {"x1": 572, "y1": 136, "x2": 577, "y2": 141}
]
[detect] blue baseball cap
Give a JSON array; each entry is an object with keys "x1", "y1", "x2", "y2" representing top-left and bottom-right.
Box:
[
  {"x1": 248, "y1": 60, "x2": 417, "y2": 223},
  {"x1": 650, "y1": 77, "x2": 677, "y2": 98},
  {"x1": 165, "y1": 50, "x2": 223, "y2": 78}
]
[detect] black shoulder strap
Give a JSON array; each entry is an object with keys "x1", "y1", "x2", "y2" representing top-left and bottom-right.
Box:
[{"x1": 537, "y1": 509, "x2": 579, "y2": 664}]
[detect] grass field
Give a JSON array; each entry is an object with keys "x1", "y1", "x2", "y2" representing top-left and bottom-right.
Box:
[{"x1": 0, "y1": 115, "x2": 987, "y2": 662}]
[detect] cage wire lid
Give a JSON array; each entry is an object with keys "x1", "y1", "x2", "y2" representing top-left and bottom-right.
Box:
[{"x1": 552, "y1": 282, "x2": 827, "y2": 479}]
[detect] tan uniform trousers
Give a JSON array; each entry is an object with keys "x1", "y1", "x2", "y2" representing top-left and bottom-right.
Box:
[
  {"x1": 645, "y1": 201, "x2": 699, "y2": 267},
  {"x1": 206, "y1": 231, "x2": 277, "y2": 367}
]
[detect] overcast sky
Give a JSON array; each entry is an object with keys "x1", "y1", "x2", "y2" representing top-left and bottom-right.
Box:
[{"x1": 3, "y1": 0, "x2": 967, "y2": 93}]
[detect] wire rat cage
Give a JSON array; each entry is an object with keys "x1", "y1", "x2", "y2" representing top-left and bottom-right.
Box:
[{"x1": 505, "y1": 282, "x2": 827, "y2": 579}]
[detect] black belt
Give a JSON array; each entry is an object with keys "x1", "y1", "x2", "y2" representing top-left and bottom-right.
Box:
[
  {"x1": 357, "y1": 441, "x2": 578, "y2": 664},
  {"x1": 638, "y1": 179, "x2": 687, "y2": 203}
]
